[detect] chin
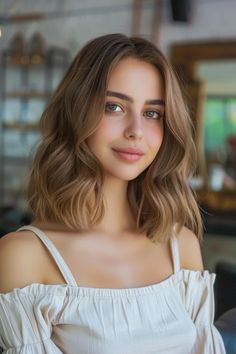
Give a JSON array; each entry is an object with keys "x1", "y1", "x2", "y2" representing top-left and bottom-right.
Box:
[{"x1": 104, "y1": 167, "x2": 147, "y2": 181}]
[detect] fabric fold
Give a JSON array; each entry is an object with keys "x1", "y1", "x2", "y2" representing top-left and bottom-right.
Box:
[
  {"x1": 0, "y1": 269, "x2": 226, "y2": 353},
  {"x1": 0, "y1": 337, "x2": 63, "y2": 354},
  {"x1": 178, "y1": 270, "x2": 226, "y2": 353},
  {"x1": 190, "y1": 324, "x2": 226, "y2": 354}
]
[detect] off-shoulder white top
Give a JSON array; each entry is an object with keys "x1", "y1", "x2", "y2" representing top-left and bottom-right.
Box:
[{"x1": 0, "y1": 225, "x2": 225, "y2": 354}]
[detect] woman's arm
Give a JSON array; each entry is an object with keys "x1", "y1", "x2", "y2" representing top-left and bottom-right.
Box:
[
  {"x1": 0, "y1": 232, "x2": 46, "y2": 293},
  {"x1": 176, "y1": 226, "x2": 204, "y2": 271}
]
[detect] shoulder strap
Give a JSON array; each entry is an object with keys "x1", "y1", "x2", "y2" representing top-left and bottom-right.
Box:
[
  {"x1": 170, "y1": 226, "x2": 181, "y2": 273},
  {"x1": 16, "y1": 225, "x2": 77, "y2": 286}
]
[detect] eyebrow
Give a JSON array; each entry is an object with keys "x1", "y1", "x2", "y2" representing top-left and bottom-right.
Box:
[{"x1": 106, "y1": 90, "x2": 165, "y2": 106}]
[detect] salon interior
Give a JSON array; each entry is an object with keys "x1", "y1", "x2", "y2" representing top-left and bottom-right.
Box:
[{"x1": 0, "y1": 0, "x2": 235, "y2": 350}]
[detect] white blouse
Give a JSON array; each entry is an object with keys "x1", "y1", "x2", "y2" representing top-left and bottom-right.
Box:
[{"x1": 0, "y1": 225, "x2": 226, "y2": 353}]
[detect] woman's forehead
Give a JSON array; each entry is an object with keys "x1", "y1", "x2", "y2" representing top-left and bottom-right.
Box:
[{"x1": 106, "y1": 58, "x2": 164, "y2": 100}]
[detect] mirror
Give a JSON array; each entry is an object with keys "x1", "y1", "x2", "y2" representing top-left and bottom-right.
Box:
[{"x1": 170, "y1": 40, "x2": 236, "y2": 211}]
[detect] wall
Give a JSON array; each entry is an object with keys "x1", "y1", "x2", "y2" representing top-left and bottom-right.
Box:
[{"x1": 0, "y1": 0, "x2": 236, "y2": 58}]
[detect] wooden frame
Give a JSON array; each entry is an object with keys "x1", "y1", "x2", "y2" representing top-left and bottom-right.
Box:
[{"x1": 170, "y1": 40, "x2": 236, "y2": 211}]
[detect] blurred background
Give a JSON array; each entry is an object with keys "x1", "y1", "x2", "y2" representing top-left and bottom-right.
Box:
[{"x1": 0, "y1": 0, "x2": 236, "y2": 322}]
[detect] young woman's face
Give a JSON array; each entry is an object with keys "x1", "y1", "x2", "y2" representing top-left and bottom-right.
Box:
[{"x1": 87, "y1": 57, "x2": 165, "y2": 181}]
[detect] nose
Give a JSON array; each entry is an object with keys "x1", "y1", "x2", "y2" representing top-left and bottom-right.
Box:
[{"x1": 124, "y1": 113, "x2": 144, "y2": 140}]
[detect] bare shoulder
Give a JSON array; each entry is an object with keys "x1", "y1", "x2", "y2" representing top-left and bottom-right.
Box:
[
  {"x1": 175, "y1": 225, "x2": 204, "y2": 271},
  {"x1": 0, "y1": 231, "x2": 47, "y2": 294}
]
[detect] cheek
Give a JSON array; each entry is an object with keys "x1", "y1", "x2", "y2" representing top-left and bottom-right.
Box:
[
  {"x1": 99, "y1": 119, "x2": 120, "y2": 137},
  {"x1": 91, "y1": 120, "x2": 119, "y2": 143},
  {"x1": 147, "y1": 124, "x2": 164, "y2": 151},
  {"x1": 87, "y1": 120, "x2": 117, "y2": 150}
]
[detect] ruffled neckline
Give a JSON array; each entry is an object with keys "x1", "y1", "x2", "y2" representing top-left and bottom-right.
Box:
[{"x1": 0, "y1": 268, "x2": 216, "y2": 298}]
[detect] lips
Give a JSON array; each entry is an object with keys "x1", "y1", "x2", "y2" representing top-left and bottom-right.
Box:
[
  {"x1": 112, "y1": 147, "x2": 145, "y2": 163},
  {"x1": 112, "y1": 147, "x2": 144, "y2": 155}
]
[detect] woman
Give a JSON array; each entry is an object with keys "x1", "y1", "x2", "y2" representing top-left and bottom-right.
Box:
[{"x1": 0, "y1": 33, "x2": 225, "y2": 353}]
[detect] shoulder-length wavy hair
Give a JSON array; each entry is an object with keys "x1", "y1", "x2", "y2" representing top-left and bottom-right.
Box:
[{"x1": 28, "y1": 33, "x2": 202, "y2": 242}]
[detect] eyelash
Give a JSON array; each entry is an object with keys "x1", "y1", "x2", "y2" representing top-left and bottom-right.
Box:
[{"x1": 105, "y1": 103, "x2": 163, "y2": 120}]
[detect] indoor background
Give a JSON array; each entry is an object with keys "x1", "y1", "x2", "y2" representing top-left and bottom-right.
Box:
[{"x1": 0, "y1": 0, "x2": 236, "y2": 325}]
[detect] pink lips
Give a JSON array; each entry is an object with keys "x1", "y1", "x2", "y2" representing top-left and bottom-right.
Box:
[{"x1": 112, "y1": 147, "x2": 144, "y2": 162}]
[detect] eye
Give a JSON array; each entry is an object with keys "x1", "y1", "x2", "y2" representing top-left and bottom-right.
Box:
[
  {"x1": 144, "y1": 110, "x2": 162, "y2": 119},
  {"x1": 105, "y1": 103, "x2": 123, "y2": 113}
]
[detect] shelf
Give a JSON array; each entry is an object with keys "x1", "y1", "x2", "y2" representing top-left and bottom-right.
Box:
[
  {"x1": 0, "y1": 187, "x2": 26, "y2": 194},
  {"x1": 4, "y1": 53, "x2": 68, "y2": 68},
  {"x1": 0, "y1": 46, "x2": 69, "y2": 210},
  {"x1": 1, "y1": 156, "x2": 31, "y2": 164},
  {"x1": 3, "y1": 122, "x2": 40, "y2": 131},
  {"x1": 6, "y1": 56, "x2": 47, "y2": 66},
  {"x1": 4, "y1": 91, "x2": 48, "y2": 98}
]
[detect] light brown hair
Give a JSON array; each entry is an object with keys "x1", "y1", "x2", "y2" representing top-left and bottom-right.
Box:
[{"x1": 28, "y1": 33, "x2": 202, "y2": 242}]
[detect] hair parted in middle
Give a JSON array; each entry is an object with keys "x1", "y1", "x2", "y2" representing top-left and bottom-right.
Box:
[{"x1": 28, "y1": 33, "x2": 202, "y2": 242}]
